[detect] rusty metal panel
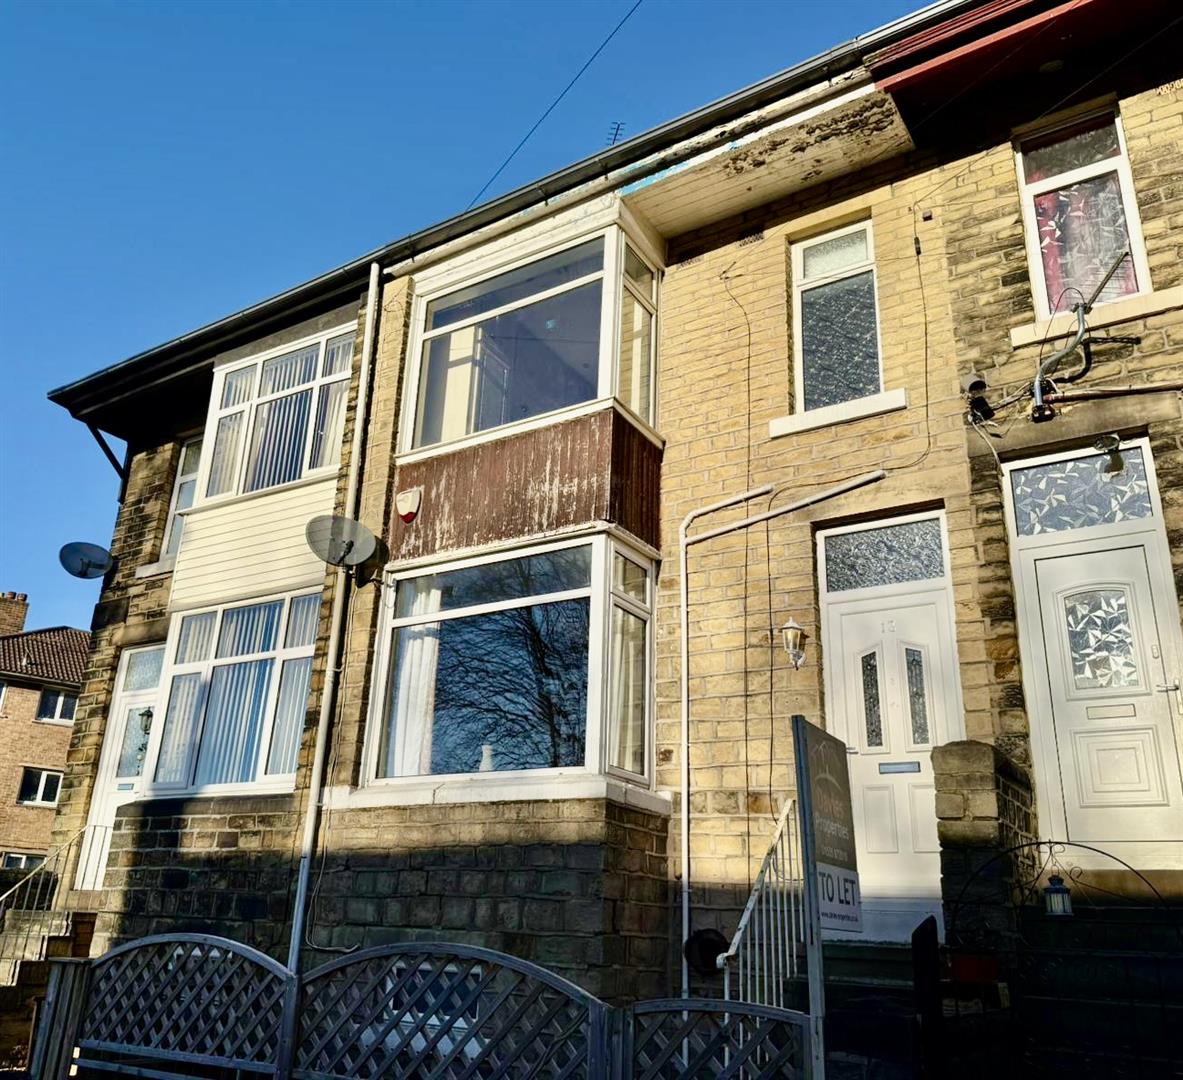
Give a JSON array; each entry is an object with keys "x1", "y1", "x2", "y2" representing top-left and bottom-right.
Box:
[{"x1": 390, "y1": 408, "x2": 661, "y2": 562}]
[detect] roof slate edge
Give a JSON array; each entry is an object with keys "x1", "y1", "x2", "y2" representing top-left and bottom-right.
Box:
[{"x1": 48, "y1": 0, "x2": 980, "y2": 425}]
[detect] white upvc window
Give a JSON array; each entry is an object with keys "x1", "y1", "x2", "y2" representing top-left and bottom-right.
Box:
[
  {"x1": 163, "y1": 437, "x2": 202, "y2": 557},
  {"x1": 18, "y1": 768, "x2": 62, "y2": 807},
  {"x1": 1016, "y1": 110, "x2": 1150, "y2": 319},
  {"x1": 1, "y1": 853, "x2": 45, "y2": 869},
  {"x1": 200, "y1": 327, "x2": 355, "y2": 502},
  {"x1": 36, "y1": 688, "x2": 77, "y2": 724},
  {"x1": 368, "y1": 535, "x2": 653, "y2": 787},
  {"x1": 791, "y1": 221, "x2": 883, "y2": 415},
  {"x1": 404, "y1": 227, "x2": 660, "y2": 453},
  {"x1": 143, "y1": 590, "x2": 321, "y2": 795}
]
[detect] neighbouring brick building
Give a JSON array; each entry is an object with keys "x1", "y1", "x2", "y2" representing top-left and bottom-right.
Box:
[
  {"x1": 0, "y1": 593, "x2": 89, "y2": 868},
  {"x1": 22, "y1": 0, "x2": 1183, "y2": 1067}
]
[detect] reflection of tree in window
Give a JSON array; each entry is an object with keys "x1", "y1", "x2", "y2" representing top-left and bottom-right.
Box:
[{"x1": 430, "y1": 598, "x2": 589, "y2": 773}]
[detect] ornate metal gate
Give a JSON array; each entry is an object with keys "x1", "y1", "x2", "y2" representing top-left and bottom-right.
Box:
[{"x1": 31, "y1": 934, "x2": 812, "y2": 1079}]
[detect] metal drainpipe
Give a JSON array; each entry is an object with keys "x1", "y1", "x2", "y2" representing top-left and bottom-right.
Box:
[
  {"x1": 287, "y1": 261, "x2": 382, "y2": 972},
  {"x1": 677, "y1": 468, "x2": 885, "y2": 998}
]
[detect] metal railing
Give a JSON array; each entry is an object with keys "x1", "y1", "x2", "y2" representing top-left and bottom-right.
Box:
[
  {"x1": 718, "y1": 799, "x2": 805, "y2": 1008},
  {"x1": 0, "y1": 824, "x2": 108, "y2": 985}
]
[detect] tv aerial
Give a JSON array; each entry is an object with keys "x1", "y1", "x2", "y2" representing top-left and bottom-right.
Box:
[
  {"x1": 305, "y1": 515, "x2": 377, "y2": 572},
  {"x1": 59, "y1": 542, "x2": 115, "y2": 580}
]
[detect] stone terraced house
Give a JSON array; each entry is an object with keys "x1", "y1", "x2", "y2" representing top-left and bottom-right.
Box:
[{"x1": 14, "y1": 0, "x2": 1183, "y2": 1071}]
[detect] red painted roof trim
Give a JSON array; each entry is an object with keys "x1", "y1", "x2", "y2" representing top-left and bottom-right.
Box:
[{"x1": 874, "y1": 0, "x2": 1096, "y2": 94}]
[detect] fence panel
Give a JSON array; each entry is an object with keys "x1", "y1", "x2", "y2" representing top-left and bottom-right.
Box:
[
  {"x1": 628, "y1": 999, "x2": 811, "y2": 1080},
  {"x1": 297, "y1": 942, "x2": 609, "y2": 1079},
  {"x1": 70, "y1": 933, "x2": 292, "y2": 1078}
]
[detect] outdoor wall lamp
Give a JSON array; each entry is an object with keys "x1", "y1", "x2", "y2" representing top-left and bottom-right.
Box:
[
  {"x1": 781, "y1": 618, "x2": 807, "y2": 670},
  {"x1": 1094, "y1": 433, "x2": 1124, "y2": 475},
  {"x1": 1043, "y1": 874, "x2": 1073, "y2": 917}
]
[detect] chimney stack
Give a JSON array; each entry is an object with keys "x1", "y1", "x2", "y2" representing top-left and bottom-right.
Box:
[{"x1": 0, "y1": 592, "x2": 29, "y2": 636}]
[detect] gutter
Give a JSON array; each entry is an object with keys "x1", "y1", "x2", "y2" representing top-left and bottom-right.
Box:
[{"x1": 48, "y1": 0, "x2": 977, "y2": 426}]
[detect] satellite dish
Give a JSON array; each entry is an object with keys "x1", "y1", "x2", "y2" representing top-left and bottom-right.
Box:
[
  {"x1": 305, "y1": 515, "x2": 377, "y2": 568},
  {"x1": 59, "y1": 542, "x2": 115, "y2": 580}
]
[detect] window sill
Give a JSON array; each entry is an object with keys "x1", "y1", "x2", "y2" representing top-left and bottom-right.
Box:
[
  {"x1": 323, "y1": 772, "x2": 673, "y2": 816},
  {"x1": 186, "y1": 470, "x2": 339, "y2": 517},
  {"x1": 1010, "y1": 285, "x2": 1183, "y2": 348},
  {"x1": 18, "y1": 801, "x2": 58, "y2": 809},
  {"x1": 34, "y1": 719, "x2": 74, "y2": 728},
  {"x1": 138, "y1": 780, "x2": 297, "y2": 801},
  {"x1": 135, "y1": 556, "x2": 176, "y2": 580},
  {"x1": 769, "y1": 387, "x2": 908, "y2": 439}
]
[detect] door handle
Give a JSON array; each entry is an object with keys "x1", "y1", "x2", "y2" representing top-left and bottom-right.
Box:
[{"x1": 1156, "y1": 679, "x2": 1182, "y2": 711}]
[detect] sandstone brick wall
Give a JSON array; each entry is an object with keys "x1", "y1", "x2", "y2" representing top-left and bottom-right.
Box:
[{"x1": 0, "y1": 683, "x2": 71, "y2": 856}]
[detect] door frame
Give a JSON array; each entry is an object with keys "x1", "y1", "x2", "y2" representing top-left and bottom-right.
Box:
[
  {"x1": 817, "y1": 507, "x2": 967, "y2": 748},
  {"x1": 1001, "y1": 436, "x2": 1183, "y2": 869}
]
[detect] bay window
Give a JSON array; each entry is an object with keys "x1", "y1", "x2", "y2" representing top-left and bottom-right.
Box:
[
  {"x1": 1016, "y1": 111, "x2": 1149, "y2": 318},
  {"x1": 373, "y1": 537, "x2": 652, "y2": 784},
  {"x1": 408, "y1": 229, "x2": 659, "y2": 451},
  {"x1": 149, "y1": 590, "x2": 320, "y2": 792},
  {"x1": 203, "y1": 328, "x2": 355, "y2": 500}
]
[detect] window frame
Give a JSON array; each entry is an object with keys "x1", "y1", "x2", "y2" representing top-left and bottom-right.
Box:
[
  {"x1": 790, "y1": 219, "x2": 884, "y2": 416},
  {"x1": 1, "y1": 853, "x2": 44, "y2": 869},
  {"x1": 1014, "y1": 108, "x2": 1151, "y2": 321},
  {"x1": 36, "y1": 687, "x2": 77, "y2": 725},
  {"x1": 18, "y1": 768, "x2": 62, "y2": 807},
  {"x1": 399, "y1": 225, "x2": 661, "y2": 458},
  {"x1": 364, "y1": 533, "x2": 655, "y2": 792},
  {"x1": 196, "y1": 324, "x2": 356, "y2": 505},
  {"x1": 162, "y1": 436, "x2": 203, "y2": 558},
  {"x1": 140, "y1": 589, "x2": 321, "y2": 798}
]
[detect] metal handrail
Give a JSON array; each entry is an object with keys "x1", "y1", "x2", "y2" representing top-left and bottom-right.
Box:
[
  {"x1": 717, "y1": 798, "x2": 804, "y2": 1008},
  {"x1": 0, "y1": 823, "x2": 109, "y2": 985}
]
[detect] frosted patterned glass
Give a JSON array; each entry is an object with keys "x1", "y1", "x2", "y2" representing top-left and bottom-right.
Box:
[
  {"x1": 123, "y1": 647, "x2": 164, "y2": 691},
  {"x1": 905, "y1": 648, "x2": 930, "y2": 745},
  {"x1": 116, "y1": 705, "x2": 153, "y2": 778},
  {"x1": 825, "y1": 519, "x2": 944, "y2": 593},
  {"x1": 1010, "y1": 449, "x2": 1151, "y2": 535},
  {"x1": 1064, "y1": 589, "x2": 1140, "y2": 689},
  {"x1": 1022, "y1": 118, "x2": 1120, "y2": 183},
  {"x1": 609, "y1": 606, "x2": 646, "y2": 776},
  {"x1": 802, "y1": 230, "x2": 868, "y2": 279},
  {"x1": 861, "y1": 652, "x2": 883, "y2": 747},
  {"x1": 800, "y1": 271, "x2": 880, "y2": 411}
]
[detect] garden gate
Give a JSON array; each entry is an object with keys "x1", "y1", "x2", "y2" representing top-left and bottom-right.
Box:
[{"x1": 30, "y1": 935, "x2": 811, "y2": 1079}]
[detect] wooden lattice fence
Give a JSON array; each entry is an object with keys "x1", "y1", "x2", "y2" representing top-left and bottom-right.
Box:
[{"x1": 30, "y1": 934, "x2": 811, "y2": 1079}]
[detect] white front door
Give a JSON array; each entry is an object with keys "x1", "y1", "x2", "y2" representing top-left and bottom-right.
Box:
[
  {"x1": 819, "y1": 513, "x2": 964, "y2": 942},
  {"x1": 76, "y1": 645, "x2": 165, "y2": 889},
  {"x1": 1034, "y1": 545, "x2": 1183, "y2": 844},
  {"x1": 1006, "y1": 440, "x2": 1183, "y2": 868}
]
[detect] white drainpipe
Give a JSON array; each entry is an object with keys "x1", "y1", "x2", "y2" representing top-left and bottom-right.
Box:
[
  {"x1": 677, "y1": 468, "x2": 885, "y2": 997},
  {"x1": 287, "y1": 261, "x2": 382, "y2": 971}
]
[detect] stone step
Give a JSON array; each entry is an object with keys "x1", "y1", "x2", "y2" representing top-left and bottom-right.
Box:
[
  {"x1": 1015, "y1": 945, "x2": 1183, "y2": 1003},
  {"x1": 1015, "y1": 992, "x2": 1183, "y2": 1057}
]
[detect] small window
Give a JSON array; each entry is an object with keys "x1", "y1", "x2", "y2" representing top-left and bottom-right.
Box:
[
  {"x1": 791, "y1": 222, "x2": 882, "y2": 413},
  {"x1": 36, "y1": 689, "x2": 77, "y2": 724},
  {"x1": 17, "y1": 769, "x2": 62, "y2": 806},
  {"x1": 1017, "y1": 113, "x2": 1148, "y2": 318},
  {"x1": 204, "y1": 330, "x2": 355, "y2": 499},
  {"x1": 163, "y1": 437, "x2": 203, "y2": 557},
  {"x1": 410, "y1": 230, "x2": 660, "y2": 451},
  {"x1": 1, "y1": 853, "x2": 44, "y2": 870}
]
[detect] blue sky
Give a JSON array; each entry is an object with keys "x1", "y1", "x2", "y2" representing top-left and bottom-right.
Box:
[{"x1": 0, "y1": 0, "x2": 915, "y2": 631}]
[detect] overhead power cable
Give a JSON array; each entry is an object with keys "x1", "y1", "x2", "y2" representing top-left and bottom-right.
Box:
[{"x1": 466, "y1": 0, "x2": 645, "y2": 210}]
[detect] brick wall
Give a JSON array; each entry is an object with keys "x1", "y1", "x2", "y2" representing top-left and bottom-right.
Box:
[
  {"x1": 0, "y1": 593, "x2": 28, "y2": 636},
  {"x1": 0, "y1": 683, "x2": 71, "y2": 856}
]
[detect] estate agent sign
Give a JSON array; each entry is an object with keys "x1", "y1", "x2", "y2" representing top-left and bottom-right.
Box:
[{"x1": 793, "y1": 714, "x2": 862, "y2": 932}]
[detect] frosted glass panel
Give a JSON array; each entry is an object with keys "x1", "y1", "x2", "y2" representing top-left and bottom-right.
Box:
[
  {"x1": 123, "y1": 647, "x2": 164, "y2": 691},
  {"x1": 905, "y1": 647, "x2": 930, "y2": 745},
  {"x1": 206, "y1": 412, "x2": 243, "y2": 497},
  {"x1": 861, "y1": 652, "x2": 883, "y2": 747},
  {"x1": 825, "y1": 519, "x2": 944, "y2": 593},
  {"x1": 800, "y1": 271, "x2": 880, "y2": 411},
  {"x1": 1010, "y1": 449, "x2": 1151, "y2": 535},
  {"x1": 116, "y1": 705, "x2": 153, "y2": 778},
  {"x1": 802, "y1": 229, "x2": 868, "y2": 279},
  {"x1": 1064, "y1": 588, "x2": 1140, "y2": 689},
  {"x1": 1022, "y1": 118, "x2": 1121, "y2": 183}
]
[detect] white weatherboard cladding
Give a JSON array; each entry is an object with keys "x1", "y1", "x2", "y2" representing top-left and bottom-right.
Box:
[{"x1": 169, "y1": 477, "x2": 335, "y2": 611}]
